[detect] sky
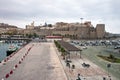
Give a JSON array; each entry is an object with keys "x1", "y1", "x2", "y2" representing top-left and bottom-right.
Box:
[{"x1": 0, "y1": 0, "x2": 120, "y2": 33}]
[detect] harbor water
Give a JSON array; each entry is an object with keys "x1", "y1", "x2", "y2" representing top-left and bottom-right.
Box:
[{"x1": 0, "y1": 43, "x2": 21, "y2": 62}]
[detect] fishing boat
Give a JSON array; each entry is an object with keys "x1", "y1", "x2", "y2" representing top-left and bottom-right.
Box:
[{"x1": 6, "y1": 45, "x2": 18, "y2": 56}]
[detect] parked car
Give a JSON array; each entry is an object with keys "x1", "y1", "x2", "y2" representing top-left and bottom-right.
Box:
[
  {"x1": 82, "y1": 63, "x2": 90, "y2": 68},
  {"x1": 114, "y1": 46, "x2": 120, "y2": 49},
  {"x1": 65, "y1": 59, "x2": 72, "y2": 63},
  {"x1": 82, "y1": 46, "x2": 87, "y2": 49}
]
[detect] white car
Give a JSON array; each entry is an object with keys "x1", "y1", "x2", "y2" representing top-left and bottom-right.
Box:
[{"x1": 82, "y1": 46, "x2": 87, "y2": 49}]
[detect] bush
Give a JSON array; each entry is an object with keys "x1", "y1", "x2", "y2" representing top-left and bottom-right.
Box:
[{"x1": 108, "y1": 54, "x2": 115, "y2": 59}]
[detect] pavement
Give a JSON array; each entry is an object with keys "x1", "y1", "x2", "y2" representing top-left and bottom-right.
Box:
[
  {"x1": 0, "y1": 42, "x2": 118, "y2": 80},
  {"x1": 54, "y1": 44, "x2": 118, "y2": 80},
  {"x1": 0, "y1": 42, "x2": 67, "y2": 80}
]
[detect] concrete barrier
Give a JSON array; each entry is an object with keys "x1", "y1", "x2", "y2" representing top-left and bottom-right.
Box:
[
  {"x1": 4, "y1": 59, "x2": 7, "y2": 62},
  {"x1": 5, "y1": 73, "x2": 9, "y2": 78},
  {"x1": 10, "y1": 70, "x2": 13, "y2": 74},
  {"x1": 19, "y1": 61, "x2": 21, "y2": 64},
  {"x1": 25, "y1": 53, "x2": 27, "y2": 56},
  {"x1": 10, "y1": 55, "x2": 12, "y2": 57},
  {"x1": 21, "y1": 58, "x2": 23, "y2": 61},
  {"x1": 6, "y1": 57, "x2": 9, "y2": 61},
  {"x1": 23, "y1": 56, "x2": 25, "y2": 58},
  {"x1": 0, "y1": 44, "x2": 33, "y2": 80},
  {"x1": 15, "y1": 64, "x2": 18, "y2": 68}
]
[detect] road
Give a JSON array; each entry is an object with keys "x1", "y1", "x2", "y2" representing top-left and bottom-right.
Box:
[{"x1": 0, "y1": 42, "x2": 67, "y2": 80}]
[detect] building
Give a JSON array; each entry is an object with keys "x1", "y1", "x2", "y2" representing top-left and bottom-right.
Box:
[
  {"x1": 46, "y1": 36, "x2": 63, "y2": 42},
  {"x1": 26, "y1": 21, "x2": 35, "y2": 30},
  {"x1": 53, "y1": 21, "x2": 105, "y2": 39},
  {"x1": 96, "y1": 24, "x2": 105, "y2": 38},
  {"x1": 24, "y1": 21, "x2": 106, "y2": 39}
]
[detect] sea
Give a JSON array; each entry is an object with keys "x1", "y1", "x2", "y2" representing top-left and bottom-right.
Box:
[{"x1": 0, "y1": 43, "x2": 21, "y2": 62}]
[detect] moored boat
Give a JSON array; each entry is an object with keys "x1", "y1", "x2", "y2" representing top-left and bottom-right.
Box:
[{"x1": 6, "y1": 45, "x2": 18, "y2": 56}]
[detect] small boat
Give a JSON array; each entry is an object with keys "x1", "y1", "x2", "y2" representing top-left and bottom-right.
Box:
[
  {"x1": 0, "y1": 41, "x2": 5, "y2": 43},
  {"x1": 6, "y1": 45, "x2": 18, "y2": 56}
]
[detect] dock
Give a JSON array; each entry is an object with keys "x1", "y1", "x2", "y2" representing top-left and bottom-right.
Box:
[
  {"x1": 0, "y1": 41, "x2": 118, "y2": 80},
  {"x1": 0, "y1": 42, "x2": 67, "y2": 80}
]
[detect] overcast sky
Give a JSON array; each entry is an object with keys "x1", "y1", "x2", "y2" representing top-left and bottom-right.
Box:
[{"x1": 0, "y1": 0, "x2": 120, "y2": 33}]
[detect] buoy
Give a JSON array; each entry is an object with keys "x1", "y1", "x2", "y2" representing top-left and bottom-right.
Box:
[
  {"x1": 15, "y1": 65, "x2": 18, "y2": 68},
  {"x1": 4, "y1": 59, "x2": 6, "y2": 62},
  {"x1": 19, "y1": 61, "x2": 21, "y2": 64},
  {"x1": 23, "y1": 56, "x2": 25, "y2": 58},
  {"x1": 21, "y1": 58, "x2": 23, "y2": 61},
  {"x1": 25, "y1": 53, "x2": 27, "y2": 56},
  {"x1": 10, "y1": 55, "x2": 11, "y2": 57},
  {"x1": 10, "y1": 70, "x2": 13, "y2": 74},
  {"x1": 7, "y1": 58, "x2": 9, "y2": 60},
  {"x1": 5, "y1": 74, "x2": 9, "y2": 78}
]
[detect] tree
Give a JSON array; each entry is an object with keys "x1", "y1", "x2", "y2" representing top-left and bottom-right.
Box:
[
  {"x1": 33, "y1": 33, "x2": 39, "y2": 38},
  {"x1": 48, "y1": 24, "x2": 52, "y2": 27},
  {"x1": 28, "y1": 34, "x2": 33, "y2": 38},
  {"x1": 109, "y1": 54, "x2": 115, "y2": 59},
  {"x1": 61, "y1": 47, "x2": 66, "y2": 59},
  {"x1": 108, "y1": 54, "x2": 116, "y2": 62}
]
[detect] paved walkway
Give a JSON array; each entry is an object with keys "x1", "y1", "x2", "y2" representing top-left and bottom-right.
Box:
[
  {"x1": 0, "y1": 42, "x2": 67, "y2": 80},
  {"x1": 54, "y1": 44, "x2": 117, "y2": 80},
  {"x1": 0, "y1": 43, "x2": 32, "y2": 79}
]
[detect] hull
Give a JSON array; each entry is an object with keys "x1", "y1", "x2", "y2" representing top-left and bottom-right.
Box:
[
  {"x1": 6, "y1": 45, "x2": 18, "y2": 56},
  {"x1": 6, "y1": 50, "x2": 15, "y2": 56}
]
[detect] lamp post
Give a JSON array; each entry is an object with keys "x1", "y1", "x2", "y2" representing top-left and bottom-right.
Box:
[
  {"x1": 107, "y1": 63, "x2": 111, "y2": 79},
  {"x1": 80, "y1": 49, "x2": 82, "y2": 58},
  {"x1": 80, "y1": 18, "x2": 84, "y2": 39},
  {"x1": 80, "y1": 18, "x2": 83, "y2": 24}
]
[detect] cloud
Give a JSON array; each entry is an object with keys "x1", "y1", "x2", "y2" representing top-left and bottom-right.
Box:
[{"x1": 0, "y1": 0, "x2": 120, "y2": 33}]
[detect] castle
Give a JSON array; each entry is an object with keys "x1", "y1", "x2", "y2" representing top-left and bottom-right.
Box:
[{"x1": 24, "y1": 21, "x2": 105, "y2": 39}]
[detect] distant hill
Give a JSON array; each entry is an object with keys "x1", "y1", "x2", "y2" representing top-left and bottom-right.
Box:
[
  {"x1": 107, "y1": 33, "x2": 120, "y2": 38},
  {"x1": 113, "y1": 34, "x2": 120, "y2": 37},
  {"x1": 0, "y1": 23, "x2": 17, "y2": 29}
]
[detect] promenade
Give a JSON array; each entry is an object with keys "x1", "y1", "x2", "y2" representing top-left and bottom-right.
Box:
[
  {"x1": 0, "y1": 42, "x2": 118, "y2": 80},
  {"x1": 0, "y1": 42, "x2": 67, "y2": 80},
  {"x1": 54, "y1": 44, "x2": 118, "y2": 80}
]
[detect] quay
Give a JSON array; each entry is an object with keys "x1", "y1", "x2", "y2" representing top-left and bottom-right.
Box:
[
  {"x1": 0, "y1": 42, "x2": 67, "y2": 80},
  {"x1": 0, "y1": 41, "x2": 118, "y2": 80},
  {"x1": 0, "y1": 38, "x2": 31, "y2": 43}
]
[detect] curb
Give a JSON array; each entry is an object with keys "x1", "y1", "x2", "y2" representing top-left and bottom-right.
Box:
[{"x1": 53, "y1": 43, "x2": 69, "y2": 80}]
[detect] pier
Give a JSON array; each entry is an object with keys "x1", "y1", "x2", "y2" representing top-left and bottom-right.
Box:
[
  {"x1": 0, "y1": 41, "x2": 118, "y2": 80},
  {"x1": 0, "y1": 42, "x2": 67, "y2": 80},
  {"x1": 0, "y1": 38, "x2": 31, "y2": 43}
]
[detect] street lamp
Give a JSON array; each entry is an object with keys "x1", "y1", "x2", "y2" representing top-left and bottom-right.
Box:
[
  {"x1": 80, "y1": 18, "x2": 84, "y2": 38},
  {"x1": 80, "y1": 18, "x2": 83, "y2": 24},
  {"x1": 107, "y1": 63, "x2": 111, "y2": 79},
  {"x1": 79, "y1": 49, "x2": 82, "y2": 58}
]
